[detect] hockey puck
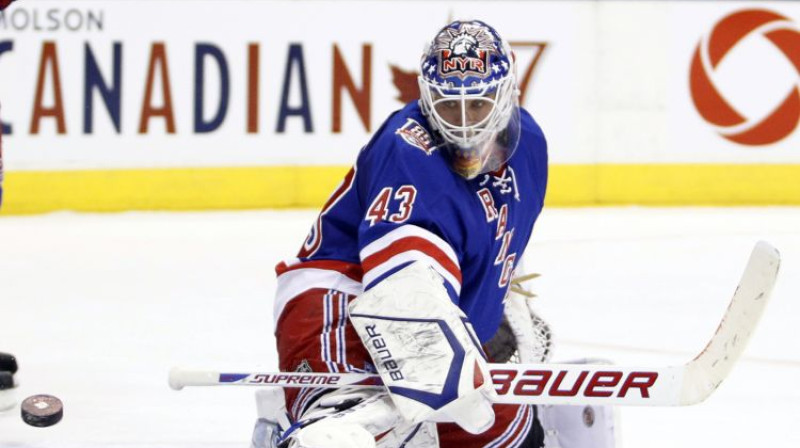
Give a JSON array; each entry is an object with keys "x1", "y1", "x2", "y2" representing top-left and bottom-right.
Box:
[
  {"x1": 0, "y1": 371, "x2": 13, "y2": 390},
  {"x1": 21, "y1": 395, "x2": 63, "y2": 427},
  {"x1": 0, "y1": 352, "x2": 17, "y2": 374}
]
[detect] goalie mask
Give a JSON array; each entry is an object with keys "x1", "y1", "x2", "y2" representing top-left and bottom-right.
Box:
[{"x1": 419, "y1": 20, "x2": 521, "y2": 180}]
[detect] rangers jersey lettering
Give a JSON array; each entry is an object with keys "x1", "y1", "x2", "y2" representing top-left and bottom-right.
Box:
[{"x1": 276, "y1": 101, "x2": 548, "y2": 342}]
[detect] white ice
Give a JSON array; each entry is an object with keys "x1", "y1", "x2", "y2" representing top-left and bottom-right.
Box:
[{"x1": 1, "y1": 207, "x2": 799, "y2": 447}]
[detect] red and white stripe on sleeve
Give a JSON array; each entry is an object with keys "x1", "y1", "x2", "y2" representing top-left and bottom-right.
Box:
[{"x1": 359, "y1": 225, "x2": 462, "y2": 294}]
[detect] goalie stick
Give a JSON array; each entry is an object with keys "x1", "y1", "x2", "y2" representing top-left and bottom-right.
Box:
[{"x1": 169, "y1": 241, "x2": 779, "y2": 407}]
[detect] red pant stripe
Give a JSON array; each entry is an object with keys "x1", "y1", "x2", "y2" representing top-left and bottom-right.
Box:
[
  {"x1": 320, "y1": 291, "x2": 347, "y2": 373},
  {"x1": 320, "y1": 292, "x2": 334, "y2": 372},
  {"x1": 486, "y1": 405, "x2": 533, "y2": 448},
  {"x1": 337, "y1": 292, "x2": 349, "y2": 370},
  {"x1": 504, "y1": 406, "x2": 534, "y2": 448}
]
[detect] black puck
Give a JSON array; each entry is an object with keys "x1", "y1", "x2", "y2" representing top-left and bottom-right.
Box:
[
  {"x1": 0, "y1": 371, "x2": 14, "y2": 390},
  {"x1": 21, "y1": 394, "x2": 63, "y2": 427},
  {"x1": 0, "y1": 352, "x2": 17, "y2": 374}
]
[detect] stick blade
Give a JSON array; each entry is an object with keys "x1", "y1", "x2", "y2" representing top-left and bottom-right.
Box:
[{"x1": 679, "y1": 241, "x2": 780, "y2": 405}]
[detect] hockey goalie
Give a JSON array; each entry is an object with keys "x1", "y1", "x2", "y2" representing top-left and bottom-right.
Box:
[
  {"x1": 161, "y1": 17, "x2": 781, "y2": 445},
  {"x1": 247, "y1": 19, "x2": 613, "y2": 448}
]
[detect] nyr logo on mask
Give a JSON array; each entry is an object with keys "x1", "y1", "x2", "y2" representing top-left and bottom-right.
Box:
[{"x1": 434, "y1": 24, "x2": 495, "y2": 78}]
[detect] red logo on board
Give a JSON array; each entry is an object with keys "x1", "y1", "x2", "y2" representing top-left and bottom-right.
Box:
[{"x1": 689, "y1": 9, "x2": 800, "y2": 146}]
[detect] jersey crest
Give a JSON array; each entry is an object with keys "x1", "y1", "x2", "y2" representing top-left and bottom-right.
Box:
[{"x1": 395, "y1": 118, "x2": 438, "y2": 155}]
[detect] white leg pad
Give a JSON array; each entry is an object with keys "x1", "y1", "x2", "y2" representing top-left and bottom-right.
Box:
[
  {"x1": 293, "y1": 422, "x2": 376, "y2": 448},
  {"x1": 283, "y1": 390, "x2": 439, "y2": 448},
  {"x1": 251, "y1": 388, "x2": 293, "y2": 448},
  {"x1": 539, "y1": 404, "x2": 616, "y2": 448}
]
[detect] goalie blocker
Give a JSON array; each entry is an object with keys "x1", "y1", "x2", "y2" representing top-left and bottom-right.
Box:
[{"x1": 348, "y1": 262, "x2": 497, "y2": 434}]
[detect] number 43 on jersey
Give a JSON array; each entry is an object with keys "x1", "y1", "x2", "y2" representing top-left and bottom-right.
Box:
[{"x1": 365, "y1": 186, "x2": 418, "y2": 226}]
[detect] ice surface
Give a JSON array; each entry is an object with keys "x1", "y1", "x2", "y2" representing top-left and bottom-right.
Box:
[{"x1": 1, "y1": 207, "x2": 798, "y2": 447}]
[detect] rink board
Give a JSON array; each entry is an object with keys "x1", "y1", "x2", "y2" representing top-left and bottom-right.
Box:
[
  {"x1": 5, "y1": 163, "x2": 800, "y2": 214},
  {"x1": 2, "y1": 1, "x2": 800, "y2": 213}
]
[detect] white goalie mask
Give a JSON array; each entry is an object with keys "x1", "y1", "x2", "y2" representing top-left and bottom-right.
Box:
[{"x1": 418, "y1": 20, "x2": 521, "y2": 179}]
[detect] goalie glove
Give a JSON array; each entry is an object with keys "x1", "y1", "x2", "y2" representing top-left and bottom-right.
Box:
[
  {"x1": 349, "y1": 262, "x2": 496, "y2": 434},
  {"x1": 502, "y1": 271, "x2": 552, "y2": 364}
]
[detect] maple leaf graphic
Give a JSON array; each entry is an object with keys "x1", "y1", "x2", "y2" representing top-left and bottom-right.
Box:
[{"x1": 390, "y1": 64, "x2": 420, "y2": 104}]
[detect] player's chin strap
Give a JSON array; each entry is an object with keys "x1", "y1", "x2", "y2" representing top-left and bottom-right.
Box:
[{"x1": 349, "y1": 262, "x2": 497, "y2": 435}]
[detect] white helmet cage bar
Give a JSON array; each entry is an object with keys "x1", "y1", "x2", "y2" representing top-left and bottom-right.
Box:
[{"x1": 419, "y1": 76, "x2": 521, "y2": 179}]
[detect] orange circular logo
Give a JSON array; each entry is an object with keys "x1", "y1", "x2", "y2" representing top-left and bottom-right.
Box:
[{"x1": 690, "y1": 9, "x2": 800, "y2": 146}]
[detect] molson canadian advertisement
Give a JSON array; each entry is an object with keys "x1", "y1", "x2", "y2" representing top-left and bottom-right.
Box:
[{"x1": 0, "y1": 1, "x2": 798, "y2": 213}]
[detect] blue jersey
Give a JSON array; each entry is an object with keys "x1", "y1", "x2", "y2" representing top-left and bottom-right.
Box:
[{"x1": 275, "y1": 101, "x2": 547, "y2": 342}]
